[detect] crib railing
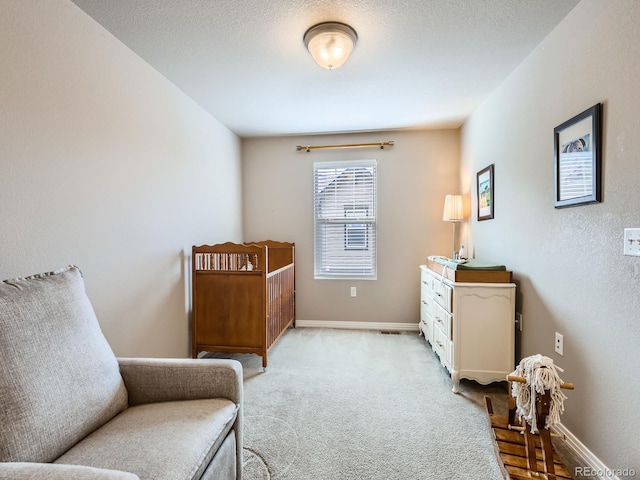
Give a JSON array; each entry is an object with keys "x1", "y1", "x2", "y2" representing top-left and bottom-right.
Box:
[{"x1": 266, "y1": 264, "x2": 295, "y2": 348}]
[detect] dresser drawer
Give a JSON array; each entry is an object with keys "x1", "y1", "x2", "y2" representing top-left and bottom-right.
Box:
[
  {"x1": 420, "y1": 293, "x2": 433, "y2": 321},
  {"x1": 433, "y1": 280, "x2": 452, "y2": 312},
  {"x1": 432, "y1": 302, "x2": 452, "y2": 340},
  {"x1": 419, "y1": 318, "x2": 433, "y2": 344},
  {"x1": 420, "y1": 295, "x2": 434, "y2": 344},
  {"x1": 433, "y1": 326, "x2": 451, "y2": 369},
  {"x1": 420, "y1": 268, "x2": 435, "y2": 296}
]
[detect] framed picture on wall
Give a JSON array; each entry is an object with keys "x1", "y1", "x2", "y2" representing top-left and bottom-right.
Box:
[
  {"x1": 554, "y1": 103, "x2": 602, "y2": 208},
  {"x1": 477, "y1": 164, "x2": 494, "y2": 221}
]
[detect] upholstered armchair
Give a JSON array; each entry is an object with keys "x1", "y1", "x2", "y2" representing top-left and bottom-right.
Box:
[{"x1": 0, "y1": 266, "x2": 243, "y2": 480}]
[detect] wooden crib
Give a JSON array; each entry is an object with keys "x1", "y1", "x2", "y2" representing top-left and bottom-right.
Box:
[{"x1": 191, "y1": 240, "x2": 295, "y2": 368}]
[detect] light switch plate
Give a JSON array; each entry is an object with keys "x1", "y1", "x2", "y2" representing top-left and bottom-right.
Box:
[{"x1": 623, "y1": 228, "x2": 640, "y2": 256}]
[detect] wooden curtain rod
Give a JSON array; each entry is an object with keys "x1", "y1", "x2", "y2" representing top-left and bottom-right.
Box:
[{"x1": 296, "y1": 141, "x2": 394, "y2": 152}]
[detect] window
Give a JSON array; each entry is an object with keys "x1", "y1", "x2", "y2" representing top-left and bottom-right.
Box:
[
  {"x1": 313, "y1": 160, "x2": 377, "y2": 279},
  {"x1": 344, "y1": 206, "x2": 369, "y2": 250}
]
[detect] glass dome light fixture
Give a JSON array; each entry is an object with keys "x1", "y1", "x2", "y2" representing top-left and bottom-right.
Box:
[{"x1": 303, "y1": 21, "x2": 358, "y2": 70}]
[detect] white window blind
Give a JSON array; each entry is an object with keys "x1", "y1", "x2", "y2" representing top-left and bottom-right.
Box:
[{"x1": 313, "y1": 159, "x2": 377, "y2": 279}]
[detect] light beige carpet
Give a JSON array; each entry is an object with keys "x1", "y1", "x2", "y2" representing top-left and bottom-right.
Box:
[{"x1": 209, "y1": 327, "x2": 515, "y2": 479}]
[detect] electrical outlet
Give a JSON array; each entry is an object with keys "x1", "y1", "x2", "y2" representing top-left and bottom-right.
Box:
[
  {"x1": 623, "y1": 228, "x2": 640, "y2": 256},
  {"x1": 555, "y1": 332, "x2": 564, "y2": 356},
  {"x1": 515, "y1": 312, "x2": 523, "y2": 332},
  {"x1": 350, "y1": 286, "x2": 357, "y2": 297}
]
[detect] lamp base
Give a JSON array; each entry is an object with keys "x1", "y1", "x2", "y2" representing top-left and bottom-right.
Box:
[{"x1": 451, "y1": 221, "x2": 458, "y2": 261}]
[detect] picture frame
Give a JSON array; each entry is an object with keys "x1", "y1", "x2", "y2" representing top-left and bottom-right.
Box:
[
  {"x1": 477, "y1": 164, "x2": 494, "y2": 221},
  {"x1": 554, "y1": 103, "x2": 602, "y2": 208}
]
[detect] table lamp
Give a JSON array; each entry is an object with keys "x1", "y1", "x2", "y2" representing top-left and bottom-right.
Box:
[{"x1": 442, "y1": 194, "x2": 463, "y2": 259}]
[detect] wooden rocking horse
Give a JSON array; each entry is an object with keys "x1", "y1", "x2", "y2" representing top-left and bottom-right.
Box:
[{"x1": 485, "y1": 355, "x2": 574, "y2": 480}]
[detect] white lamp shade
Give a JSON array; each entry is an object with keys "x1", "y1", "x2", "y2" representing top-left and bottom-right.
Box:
[
  {"x1": 443, "y1": 194, "x2": 463, "y2": 221},
  {"x1": 304, "y1": 22, "x2": 357, "y2": 70}
]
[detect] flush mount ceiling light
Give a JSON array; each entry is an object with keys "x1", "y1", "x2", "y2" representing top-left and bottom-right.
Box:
[{"x1": 303, "y1": 21, "x2": 358, "y2": 70}]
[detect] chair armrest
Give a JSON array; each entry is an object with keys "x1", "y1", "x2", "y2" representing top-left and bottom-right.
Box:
[
  {"x1": 117, "y1": 358, "x2": 243, "y2": 406},
  {"x1": 118, "y1": 358, "x2": 244, "y2": 479},
  {"x1": 0, "y1": 462, "x2": 139, "y2": 479}
]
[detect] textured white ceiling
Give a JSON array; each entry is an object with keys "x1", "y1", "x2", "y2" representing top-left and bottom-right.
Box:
[{"x1": 71, "y1": 0, "x2": 579, "y2": 137}]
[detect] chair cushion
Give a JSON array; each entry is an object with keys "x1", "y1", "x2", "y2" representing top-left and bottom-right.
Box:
[
  {"x1": 0, "y1": 266, "x2": 128, "y2": 463},
  {"x1": 55, "y1": 398, "x2": 238, "y2": 480},
  {"x1": 0, "y1": 462, "x2": 140, "y2": 480}
]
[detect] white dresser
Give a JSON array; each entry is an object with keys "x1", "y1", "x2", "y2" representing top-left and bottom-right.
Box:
[{"x1": 419, "y1": 264, "x2": 516, "y2": 393}]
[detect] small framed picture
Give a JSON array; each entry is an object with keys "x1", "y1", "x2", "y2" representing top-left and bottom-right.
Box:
[
  {"x1": 477, "y1": 164, "x2": 494, "y2": 221},
  {"x1": 554, "y1": 103, "x2": 602, "y2": 208}
]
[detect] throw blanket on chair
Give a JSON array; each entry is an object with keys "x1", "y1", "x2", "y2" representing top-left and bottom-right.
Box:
[{"x1": 510, "y1": 354, "x2": 567, "y2": 433}]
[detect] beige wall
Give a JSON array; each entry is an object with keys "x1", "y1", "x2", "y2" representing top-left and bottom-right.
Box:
[
  {"x1": 242, "y1": 129, "x2": 459, "y2": 326},
  {"x1": 461, "y1": 0, "x2": 639, "y2": 471},
  {"x1": 0, "y1": 1, "x2": 243, "y2": 357}
]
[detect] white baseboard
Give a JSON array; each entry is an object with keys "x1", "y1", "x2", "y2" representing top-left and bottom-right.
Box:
[
  {"x1": 295, "y1": 320, "x2": 419, "y2": 332},
  {"x1": 554, "y1": 423, "x2": 628, "y2": 480}
]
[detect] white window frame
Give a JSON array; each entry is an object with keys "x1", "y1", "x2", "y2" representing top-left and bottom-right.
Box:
[{"x1": 313, "y1": 159, "x2": 377, "y2": 280}]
